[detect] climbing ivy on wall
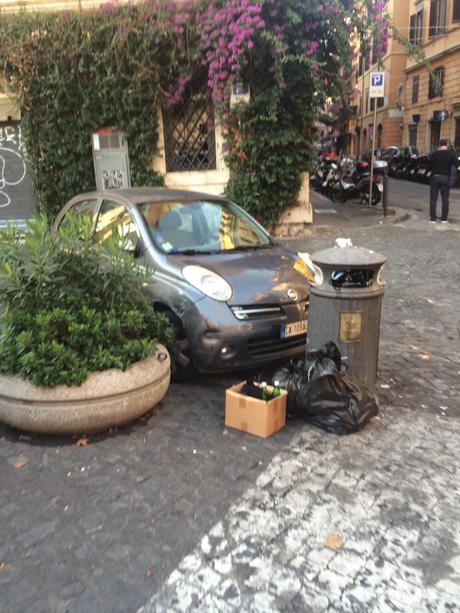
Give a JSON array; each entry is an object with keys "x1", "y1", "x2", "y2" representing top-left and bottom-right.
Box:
[{"x1": 0, "y1": 0, "x2": 390, "y2": 223}]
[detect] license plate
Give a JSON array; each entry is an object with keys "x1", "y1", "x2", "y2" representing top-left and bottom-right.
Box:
[
  {"x1": 281, "y1": 320, "x2": 308, "y2": 338},
  {"x1": 377, "y1": 182, "x2": 384, "y2": 192}
]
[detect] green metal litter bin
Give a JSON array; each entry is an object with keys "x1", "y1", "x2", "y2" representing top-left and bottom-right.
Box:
[{"x1": 307, "y1": 246, "x2": 386, "y2": 394}]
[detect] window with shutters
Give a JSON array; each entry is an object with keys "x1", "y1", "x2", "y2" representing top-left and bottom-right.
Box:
[
  {"x1": 412, "y1": 76, "x2": 420, "y2": 104},
  {"x1": 428, "y1": 67, "x2": 444, "y2": 98},
  {"x1": 410, "y1": 10, "x2": 424, "y2": 44},
  {"x1": 454, "y1": 0, "x2": 460, "y2": 22},
  {"x1": 163, "y1": 91, "x2": 216, "y2": 172},
  {"x1": 429, "y1": 0, "x2": 447, "y2": 38}
]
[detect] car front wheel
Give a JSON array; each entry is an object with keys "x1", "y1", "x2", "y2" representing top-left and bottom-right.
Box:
[{"x1": 165, "y1": 311, "x2": 195, "y2": 382}]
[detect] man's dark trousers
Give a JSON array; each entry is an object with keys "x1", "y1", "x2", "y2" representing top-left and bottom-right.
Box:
[{"x1": 430, "y1": 174, "x2": 450, "y2": 221}]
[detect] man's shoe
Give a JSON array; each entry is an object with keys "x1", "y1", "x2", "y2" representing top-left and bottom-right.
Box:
[
  {"x1": 429, "y1": 220, "x2": 436, "y2": 223},
  {"x1": 440, "y1": 220, "x2": 448, "y2": 224}
]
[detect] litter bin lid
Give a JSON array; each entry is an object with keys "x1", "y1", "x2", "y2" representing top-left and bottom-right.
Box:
[{"x1": 312, "y1": 246, "x2": 386, "y2": 268}]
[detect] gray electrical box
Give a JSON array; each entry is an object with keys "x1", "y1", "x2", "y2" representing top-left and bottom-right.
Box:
[{"x1": 92, "y1": 130, "x2": 131, "y2": 191}]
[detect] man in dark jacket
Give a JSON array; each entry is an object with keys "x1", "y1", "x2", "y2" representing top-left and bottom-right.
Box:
[{"x1": 429, "y1": 139, "x2": 458, "y2": 223}]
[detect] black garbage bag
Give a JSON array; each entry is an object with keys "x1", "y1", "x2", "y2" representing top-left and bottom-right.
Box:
[
  {"x1": 298, "y1": 373, "x2": 379, "y2": 435},
  {"x1": 305, "y1": 341, "x2": 345, "y2": 382},
  {"x1": 270, "y1": 360, "x2": 306, "y2": 418}
]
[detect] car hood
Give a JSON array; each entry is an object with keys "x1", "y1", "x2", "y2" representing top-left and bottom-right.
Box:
[{"x1": 168, "y1": 247, "x2": 309, "y2": 306}]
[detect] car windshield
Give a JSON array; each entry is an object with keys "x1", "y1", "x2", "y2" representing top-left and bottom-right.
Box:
[{"x1": 138, "y1": 199, "x2": 272, "y2": 254}]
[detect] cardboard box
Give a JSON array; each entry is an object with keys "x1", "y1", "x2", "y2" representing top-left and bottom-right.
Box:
[{"x1": 225, "y1": 382, "x2": 287, "y2": 438}]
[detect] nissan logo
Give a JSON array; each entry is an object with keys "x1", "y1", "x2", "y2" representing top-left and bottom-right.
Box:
[{"x1": 287, "y1": 289, "x2": 298, "y2": 301}]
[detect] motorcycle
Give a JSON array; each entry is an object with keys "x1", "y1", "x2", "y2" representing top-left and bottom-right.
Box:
[
  {"x1": 312, "y1": 157, "x2": 338, "y2": 197},
  {"x1": 404, "y1": 154, "x2": 419, "y2": 181},
  {"x1": 388, "y1": 147, "x2": 418, "y2": 179},
  {"x1": 331, "y1": 158, "x2": 387, "y2": 206},
  {"x1": 415, "y1": 154, "x2": 430, "y2": 184}
]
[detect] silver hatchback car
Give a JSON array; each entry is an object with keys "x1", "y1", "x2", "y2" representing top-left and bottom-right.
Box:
[{"x1": 54, "y1": 187, "x2": 312, "y2": 376}]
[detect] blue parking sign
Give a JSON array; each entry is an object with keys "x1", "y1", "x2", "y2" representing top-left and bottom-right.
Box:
[{"x1": 370, "y1": 72, "x2": 385, "y2": 98}]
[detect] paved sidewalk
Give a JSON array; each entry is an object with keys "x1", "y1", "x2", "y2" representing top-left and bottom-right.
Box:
[
  {"x1": 140, "y1": 409, "x2": 460, "y2": 612},
  {"x1": 309, "y1": 180, "x2": 460, "y2": 233},
  {"x1": 1, "y1": 215, "x2": 459, "y2": 612}
]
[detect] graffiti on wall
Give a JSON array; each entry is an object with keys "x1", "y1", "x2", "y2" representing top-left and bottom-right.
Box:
[{"x1": 0, "y1": 123, "x2": 35, "y2": 217}]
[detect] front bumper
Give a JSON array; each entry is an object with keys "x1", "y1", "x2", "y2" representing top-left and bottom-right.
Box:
[{"x1": 182, "y1": 297, "x2": 308, "y2": 373}]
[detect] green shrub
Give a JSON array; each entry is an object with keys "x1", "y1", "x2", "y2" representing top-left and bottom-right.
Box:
[{"x1": 0, "y1": 215, "x2": 172, "y2": 387}]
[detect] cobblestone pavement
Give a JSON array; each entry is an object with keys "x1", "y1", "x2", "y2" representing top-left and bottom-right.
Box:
[
  {"x1": 140, "y1": 409, "x2": 460, "y2": 613},
  {"x1": 1, "y1": 221, "x2": 459, "y2": 612}
]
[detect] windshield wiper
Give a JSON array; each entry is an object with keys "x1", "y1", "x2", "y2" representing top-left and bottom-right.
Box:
[
  {"x1": 171, "y1": 249, "x2": 221, "y2": 255},
  {"x1": 227, "y1": 244, "x2": 272, "y2": 251}
]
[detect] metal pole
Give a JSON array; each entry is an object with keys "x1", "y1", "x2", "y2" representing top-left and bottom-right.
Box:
[
  {"x1": 358, "y1": 70, "x2": 365, "y2": 160},
  {"x1": 368, "y1": 100, "x2": 378, "y2": 207},
  {"x1": 383, "y1": 172, "x2": 388, "y2": 217}
]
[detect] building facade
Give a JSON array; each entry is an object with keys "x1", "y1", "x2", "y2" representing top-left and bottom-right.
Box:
[
  {"x1": 346, "y1": 0, "x2": 411, "y2": 159},
  {"x1": 403, "y1": 0, "x2": 460, "y2": 152}
]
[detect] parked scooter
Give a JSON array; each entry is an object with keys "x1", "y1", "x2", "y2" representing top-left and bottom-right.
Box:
[
  {"x1": 415, "y1": 154, "x2": 430, "y2": 184},
  {"x1": 404, "y1": 154, "x2": 419, "y2": 181},
  {"x1": 331, "y1": 158, "x2": 387, "y2": 206},
  {"x1": 311, "y1": 156, "x2": 339, "y2": 197}
]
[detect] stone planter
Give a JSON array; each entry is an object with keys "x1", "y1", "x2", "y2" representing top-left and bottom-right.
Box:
[{"x1": 0, "y1": 346, "x2": 170, "y2": 435}]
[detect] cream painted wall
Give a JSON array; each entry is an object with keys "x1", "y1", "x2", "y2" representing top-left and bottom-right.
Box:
[
  {"x1": 152, "y1": 110, "x2": 230, "y2": 196},
  {"x1": 0, "y1": 94, "x2": 19, "y2": 121}
]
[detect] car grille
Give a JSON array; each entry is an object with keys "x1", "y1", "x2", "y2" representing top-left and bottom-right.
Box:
[
  {"x1": 231, "y1": 298, "x2": 309, "y2": 321},
  {"x1": 247, "y1": 332, "x2": 307, "y2": 358},
  {"x1": 231, "y1": 304, "x2": 284, "y2": 320}
]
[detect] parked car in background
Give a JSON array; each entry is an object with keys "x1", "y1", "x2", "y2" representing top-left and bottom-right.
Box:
[
  {"x1": 361, "y1": 149, "x2": 382, "y2": 163},
  {"x1": 54, "y1": 188, "x2": 314, "y2": 378},
  {"x1": 379, "y1": 146, "x2": 400, "y2": 163}
]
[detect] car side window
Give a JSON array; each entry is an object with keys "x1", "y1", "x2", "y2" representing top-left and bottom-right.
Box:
[
  {"x1": 59, "y1": 199, "x2": 98, "y2": 229},
  {"x1": 94, "y1": 200, "x2": 140, "y2": 252}
]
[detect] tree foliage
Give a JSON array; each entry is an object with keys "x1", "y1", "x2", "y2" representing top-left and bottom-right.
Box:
[{"x1": 0, "y1": 0, "x2": 390, "y2": 225}]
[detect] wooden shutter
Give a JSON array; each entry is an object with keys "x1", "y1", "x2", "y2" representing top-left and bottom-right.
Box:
[
  {"x1": 453, "y1": 0, "x2": 460, "y2": 22},
  {"x1": 416, "y1": 9, "x2": 424, "y2": 45},
  {"x1": 439, "y1": 0, "x2": 447, "y2": 33},
  {"x1": 429, "y1": 0, "x2": 437, "y2": 37},
  {"x1": 409, "y1": 14, "x2": 416, "y2": 43},
  {"x1": 439, "y1": 67, "x2": 445, "y2": 97}
]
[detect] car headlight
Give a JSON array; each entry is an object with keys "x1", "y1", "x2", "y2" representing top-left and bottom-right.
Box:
[
  {"x1": 313, "y1": 264, "x2": 324, "y2": 286},
  {"x1": 377, "y1": 265, "x2": 386, "y2": 287},
  {"x1": 295, "y1": 252, "x2": 316, "y2": 282},
  {"x1": 182, "y1": 265, "x2": 232, "y2": 302}
]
